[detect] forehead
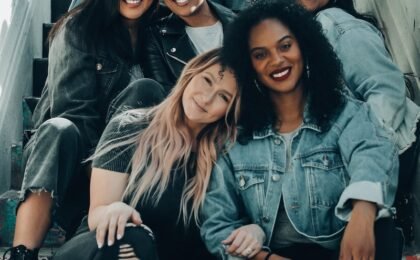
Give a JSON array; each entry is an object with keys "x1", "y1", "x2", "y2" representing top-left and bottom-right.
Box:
[
  {"x1": 249, "y1": 19, "x2": 292, "y2": 47},
  {"x1": 204, "y1": 64, "x2": 237, "y2": 94}
]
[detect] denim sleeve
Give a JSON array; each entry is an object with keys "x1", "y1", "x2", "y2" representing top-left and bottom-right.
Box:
[
  {"x1": 47, "y1": 24, "x2": 102, "y2": 151},
  {"x1": 200, "y1": 154, "x2": 250, "y2": 260},
  {"x1": 330, "y1": 21, "x2": 407, "y2": 134},
  {"x1": 336, "y1": 103, "x2": 399, "y2": 221}
]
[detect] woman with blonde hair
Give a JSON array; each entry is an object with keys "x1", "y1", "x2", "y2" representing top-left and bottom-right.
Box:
[{"x1": 54, "y1": 48, "x2": 240, "y2": 260}]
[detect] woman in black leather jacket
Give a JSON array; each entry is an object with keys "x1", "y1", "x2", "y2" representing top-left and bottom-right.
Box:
[
  {"x1": 5, "y1": 0, "x2": 163, "y2": 259},
  {"x1": 143, "y1": 0, "x2": 235, "y2": 92}
]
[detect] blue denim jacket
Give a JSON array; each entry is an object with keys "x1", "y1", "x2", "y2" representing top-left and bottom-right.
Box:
[
  {"x1": 316, "y1": 8, "x2": 420, "y2": 153},
  {"x1": 201, "y1": 98, "x2": 399, "y2": 258}
]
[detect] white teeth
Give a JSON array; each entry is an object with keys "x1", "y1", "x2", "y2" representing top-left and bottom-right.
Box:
[
  {"x1": 175, "y1": 0, "x2": 188, "y2": 4},
  {"x1": 125, "y1": 0, "x2": 141, "y2": 4},
  {"x1": 273, "y1": 69, "x2": 289, "y2": 78}
]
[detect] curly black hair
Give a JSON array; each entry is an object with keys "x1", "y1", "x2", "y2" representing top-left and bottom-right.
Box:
[{"x1": 222, "y1": 0, "x2": 344, "y2": 138}]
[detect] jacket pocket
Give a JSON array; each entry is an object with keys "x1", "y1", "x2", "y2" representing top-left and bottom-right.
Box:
[
  {"x1": 299, "y1": 148, "x2": 347, "y2": 207},
  {"x1": 95, "y1": 57, "x2": 119, "y2": 96},
  {"x1": 234, "y1": 171, "x2": 265, "y2": 218}
]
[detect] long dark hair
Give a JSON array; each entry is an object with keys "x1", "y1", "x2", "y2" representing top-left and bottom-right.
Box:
[
  {"x1": 222, "y1": 0, "x2": 344, "y2": 138},
  {"x1": 321, "y1": 0, "x2": 378, "y2": 28},
  {"x1": 49, "y1": 0, "x2": 158, "y2": 62}
]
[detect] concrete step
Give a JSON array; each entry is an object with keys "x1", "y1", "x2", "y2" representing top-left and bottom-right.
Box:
[
  {"x1": 32, "y1": 58, "x2": 47, "y2": 98},
  {"x1": 42, "y1": 23, "x2": 54, "y2": 58},
  {"x1": 51, "y1": 0, "x2": 72, "y2": 23}
]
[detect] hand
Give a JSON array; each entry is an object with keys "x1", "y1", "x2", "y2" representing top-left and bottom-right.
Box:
[
  {"x1": 340, "y1": 200, "x2": 376, "y2": 260},
  {"x1": 223, "y1": 224, "x2": 266, "y2": 258},
  {"x1": 95, "y1": 201, "x2": 142, "y2": 248}
]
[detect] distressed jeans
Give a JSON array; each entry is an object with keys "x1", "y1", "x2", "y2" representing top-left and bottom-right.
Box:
[{"x1": 18, "y1": 78, "x2": 165, "y2": 237}]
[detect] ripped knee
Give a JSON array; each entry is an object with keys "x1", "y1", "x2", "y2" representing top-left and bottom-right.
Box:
[{"x1": 118, "y1": 244, "x2": 140, "y2": 260}]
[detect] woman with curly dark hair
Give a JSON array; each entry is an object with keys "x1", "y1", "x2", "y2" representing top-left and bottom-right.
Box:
[{"x1": 201, "y1": 1, "x2": 401, "y2": 259}]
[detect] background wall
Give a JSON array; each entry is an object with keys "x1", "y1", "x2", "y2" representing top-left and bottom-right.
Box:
[{"x1": 0, "y1": 0, "x2": 50, "y2": 193}]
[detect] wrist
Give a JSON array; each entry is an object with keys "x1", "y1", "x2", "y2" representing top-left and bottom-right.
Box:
[
  {"x1": 264, "y1": 252, "x2": 273, "y2": 260},
  {"x1": 352, "y1": 200, "x2": 377, "y2": 222}
]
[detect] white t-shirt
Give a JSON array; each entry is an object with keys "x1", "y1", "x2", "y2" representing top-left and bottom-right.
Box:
[{"x1": 185, "y1": 21, "x2": 223, "y2": 54}]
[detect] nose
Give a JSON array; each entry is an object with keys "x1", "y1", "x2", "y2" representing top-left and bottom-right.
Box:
[{"x1": 271, "y1": 50, "x2": 285, "y2": 66}]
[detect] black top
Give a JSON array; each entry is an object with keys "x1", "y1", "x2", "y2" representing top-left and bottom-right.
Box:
[{"x1": 92, "y1": 111, "x2": 215, "y2": 260}]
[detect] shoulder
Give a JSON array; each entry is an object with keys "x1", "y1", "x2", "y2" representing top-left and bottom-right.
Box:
[
  {"x1": 330, "y1": 96, "x2": 380, "y2": 130},
  {"x1": 106, "y1": 109, "x2": 151, "y2": 138},
  {"x1": 316, "y1": 8, "x2": 380, "y2": 38},
  {"x1": 50, "y1": 14, "x2": 93, "y2": 53},
  {"x1": 208, "y1": 1, "x2": 236, "y2": 24}
]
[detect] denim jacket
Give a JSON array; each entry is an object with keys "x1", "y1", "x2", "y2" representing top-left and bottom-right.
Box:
[
  {"x1": 32, "y1": 17, "x2": 134, "y2": 151},
  {"x1": 316, "y1": 8, "x2": 420, "y2": 153},
  {"x1": 201, "y1": 98, "x2": 399, "y2": 258}
]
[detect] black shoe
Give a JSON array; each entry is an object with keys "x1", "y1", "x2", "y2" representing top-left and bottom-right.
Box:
[{"x1": 2, "y1": 245, "x2": 39, "y2": 260}]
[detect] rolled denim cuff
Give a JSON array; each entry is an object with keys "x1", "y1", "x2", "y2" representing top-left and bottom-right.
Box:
[{"x1": 335, "y1": 181, "x2": 391, "y2": 221}]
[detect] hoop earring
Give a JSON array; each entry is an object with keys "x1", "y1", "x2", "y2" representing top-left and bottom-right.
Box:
[{"x1": 305, "y1": 63, "x2": 310, "y2": 79}]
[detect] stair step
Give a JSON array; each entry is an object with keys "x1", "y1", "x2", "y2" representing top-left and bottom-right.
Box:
[
  {"x1": 42, "y1": 23, "x2": 54, "y2": 58},
  {"x1": 32, "y1": 58, "x2": 47, "y2": 98},
  {"x1": 51, "y1": 0, "x2": 72, "y2": 23},
  {"x1": 10, "y1": 144, "x2": 23, "y2": 191}
]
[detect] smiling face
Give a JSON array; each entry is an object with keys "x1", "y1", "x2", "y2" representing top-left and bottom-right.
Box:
[
  {"x1": 119, "y1": 0, "x2": 154, "y2": 20},
  {"x1": 182, "y1": 63, "x2": 237, "y2": 133},
  {"x1": 163, "y1": 0, "x2": 206, "y2": 18},
  {"x1": 249, "y1": 18, "x2": 304, "y2": 97},
  {"x1": 297, "y1": 0, "x2": 330, "y2": 11}
]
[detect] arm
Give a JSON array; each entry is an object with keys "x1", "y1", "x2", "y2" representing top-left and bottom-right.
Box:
[
  {"x1": 87, "y1": 112, "x2": 143, "y2": 247},
  {"x1": 47, "y1": 24, "x2": 102, "y2": 150},
  {"x1": 88, "y1": 168, "x2": 141, "y2": 248},
  {"x1": 336, "y1": 102, "x2": 399, "y2": 220},
  {"x1": 200, "y1": 155, "x2": 253, "y2": 260},
  {"x1": 329, "y1": 19, "x2": 408, "y2": 132},
  {"x1": 336, "y1": 102, "x2": 399, "y2": 259},
  {"x1": 142, "y1": 26, "x2": 175, "y2": 93}
]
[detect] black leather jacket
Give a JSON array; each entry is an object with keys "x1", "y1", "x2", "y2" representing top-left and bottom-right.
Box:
[
  {"x1": 142, "y1": 1, "x2": 236, "y2": 93},
  {"x1": 32, "y1": 17, "x2": 137, "y2": 152}
]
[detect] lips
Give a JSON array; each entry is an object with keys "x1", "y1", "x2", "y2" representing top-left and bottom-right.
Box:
[{"x1": 270, "y1": 67, "x2": 291, "y2": 81}]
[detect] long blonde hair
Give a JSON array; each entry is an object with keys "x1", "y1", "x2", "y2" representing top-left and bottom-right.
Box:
[{"x1": 97, "y1": 48, "x2": 241, "y2": 224}]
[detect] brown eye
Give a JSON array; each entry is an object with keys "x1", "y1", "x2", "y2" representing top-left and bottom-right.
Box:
[
  {"x1": 279, "y1": 43, "x2": 292, "y2": 51},
  {"x1": 203, "y1": 76, "x2": 212, "y2": 86},
  {"x1": 218, "y1": 93, "x2": 229, "y2": 102},
  {"x1": 252, "y1": 51, "x2": 266, "y2": 60}
]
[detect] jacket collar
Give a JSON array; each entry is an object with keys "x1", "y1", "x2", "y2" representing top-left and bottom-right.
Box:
[
  {"x1": 252, "y1": 103, "x2": 322, "y2": 140},
  {"x1": 159, "y1": 1, "x2": 235, "y2": 35}
]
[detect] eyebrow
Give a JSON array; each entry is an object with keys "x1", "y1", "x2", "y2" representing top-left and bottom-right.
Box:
[{"x1": 250, "y1": 35, "x2": 292, "y2": 52}]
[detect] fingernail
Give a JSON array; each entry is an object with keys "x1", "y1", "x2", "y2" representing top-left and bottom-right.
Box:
[
  {"x1": 108, "y1": 240, "x2": 113, "y2": 246},
  {"x1": 97, "y1": 242, "x2": 103, "y2": 249},
  {"x1": 117, "y1": 234, "x2": 122, "y2": 240}
]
